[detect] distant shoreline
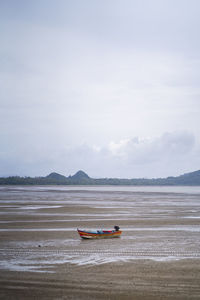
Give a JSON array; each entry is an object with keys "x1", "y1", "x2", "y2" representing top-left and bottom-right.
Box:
[{"x1": 0, "y1": 169, "x2": 200, "y2": 186}]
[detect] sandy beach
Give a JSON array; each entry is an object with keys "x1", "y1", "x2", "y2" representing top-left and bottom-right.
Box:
[{"x1": 0, "y1": 185, "x2": 200, "y2": 299}]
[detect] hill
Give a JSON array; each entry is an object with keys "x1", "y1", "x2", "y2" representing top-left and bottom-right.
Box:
[
  {"x1": 67, "y1": 170, "x2": 91, "y2": 184},
  {"x1": 46, "y1": 172, "x2": 67, "y2": 181},
  {"x1": 71, "y1": 170, "x2": 90, "y2": 180}
]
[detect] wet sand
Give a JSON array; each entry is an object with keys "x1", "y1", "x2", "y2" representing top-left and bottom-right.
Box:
[{"x1": 0, "y1": 185, "x2": 200, "y2": 299}]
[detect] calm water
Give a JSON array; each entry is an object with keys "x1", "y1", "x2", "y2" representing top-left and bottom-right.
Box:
[{"x1": 1, "y1": 185, "x2": 200, "y2": 194}]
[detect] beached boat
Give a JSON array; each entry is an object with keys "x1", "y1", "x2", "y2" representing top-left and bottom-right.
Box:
[{"x1": 77, "y1": 226, "x2": 122, "y2": 239}]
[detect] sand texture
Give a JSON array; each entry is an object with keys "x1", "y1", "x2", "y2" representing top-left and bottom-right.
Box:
[{"x1": 0, "y1": 185, "x2": 200, "y2": 299}]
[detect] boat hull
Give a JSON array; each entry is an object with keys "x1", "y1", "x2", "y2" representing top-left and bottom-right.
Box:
[{"x1": 77, "y1": 229, "x2": 122, "y2": 239}]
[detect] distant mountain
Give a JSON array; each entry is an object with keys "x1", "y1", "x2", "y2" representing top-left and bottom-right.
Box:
[
  {"x1": 172, "y1": 170, "x2": 200, "y2": 185},
  {"x1": 0, "y1": 169, "x2": 200, "y2": 185},
  {"x1": 68, "y1": 170, "x2": 91, "y2": 184},
  {"x1": 71, "y1": 170, "x2": 90, "y2": 180},
  {"x1": 46, "y1": 172, "x2": 67, "y2": 181}
]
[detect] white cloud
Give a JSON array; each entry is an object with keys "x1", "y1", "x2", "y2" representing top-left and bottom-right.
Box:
[
  {"x1": 90, "y1": 131, "x2": 197, "y2": 178},
  {"x1": 109, "y1": 131, "x2": 195, "y2": 161},
  {"x1": 1, "y1": 131, "x2": 198, "y2": 178}
]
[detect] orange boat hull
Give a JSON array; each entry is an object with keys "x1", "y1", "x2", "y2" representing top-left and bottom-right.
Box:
[{"x1": 77, "y1": 229, "x2": 122, "y2": 239}]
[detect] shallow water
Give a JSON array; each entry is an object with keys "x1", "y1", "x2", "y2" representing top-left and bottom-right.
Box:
[{"x1": 0, "y1": 185, "x2": 200, "y2": 272}]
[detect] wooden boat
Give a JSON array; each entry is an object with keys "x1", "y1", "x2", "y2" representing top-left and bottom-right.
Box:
[{"x1": 77, "y1": 226, "x2": 122, "y2": 239}]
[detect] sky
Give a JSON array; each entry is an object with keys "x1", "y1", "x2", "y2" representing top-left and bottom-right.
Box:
[{"x1": 0, "y1": 0, "x2": 200, "y2": 178}]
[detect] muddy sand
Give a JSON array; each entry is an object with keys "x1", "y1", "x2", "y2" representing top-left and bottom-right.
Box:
[{"x1": 0, "y1": 185, "x2": 200, "y2": 299}]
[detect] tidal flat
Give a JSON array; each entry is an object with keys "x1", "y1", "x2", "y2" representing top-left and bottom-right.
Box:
[{"x1": 0, "y1": 185, "x2": 200, "y2": 299}]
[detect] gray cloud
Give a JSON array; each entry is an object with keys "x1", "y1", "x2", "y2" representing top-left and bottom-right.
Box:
[
  {"x1": 1, "y1": 131, "x2": 198, "y2": 178},
  {"x1": 0, "y1": 1, "x2": 200, "y2": 177}
]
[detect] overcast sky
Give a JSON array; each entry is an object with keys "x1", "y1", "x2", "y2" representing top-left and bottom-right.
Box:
[{"x1": 0, "y1": 0, "x2": 200, "y2": 178}]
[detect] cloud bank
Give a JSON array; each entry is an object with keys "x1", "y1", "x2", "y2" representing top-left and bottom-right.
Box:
[{"x1": 1, "y1": 131, "x2": 199, "y2": 178}]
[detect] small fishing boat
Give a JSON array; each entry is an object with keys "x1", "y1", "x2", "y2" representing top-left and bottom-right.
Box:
[{"x1": 77, "y1": 226, "x2": 122, "y2": 239}]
